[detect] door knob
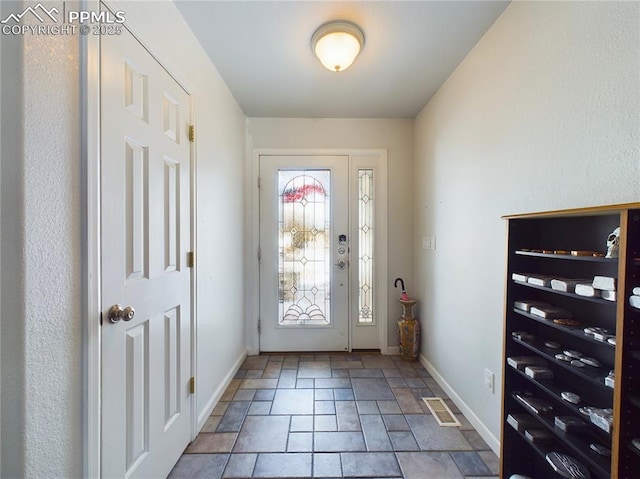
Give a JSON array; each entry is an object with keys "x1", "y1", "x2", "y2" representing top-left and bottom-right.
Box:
[
  {"x1": 335, "y1": 259, "x2": 348, "y2": 270},
  {"x1": 108, "y1": 304, "x2": 136, "y2": 323}
]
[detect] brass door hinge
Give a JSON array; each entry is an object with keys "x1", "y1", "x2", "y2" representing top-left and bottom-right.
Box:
[
  {"x1": 187, "y1": 252, "x2": 194, "y2": 268},
  {"x1": 189, "y1": 125, "x2": 195, "y2": 143},
  {"x1": 189, "y1": 377, "x2": 195, "y2": 394}
]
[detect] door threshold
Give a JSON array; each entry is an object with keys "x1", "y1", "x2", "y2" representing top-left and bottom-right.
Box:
[{"x1": 257, "y1": 349, "x2": 382, "y2": 354}]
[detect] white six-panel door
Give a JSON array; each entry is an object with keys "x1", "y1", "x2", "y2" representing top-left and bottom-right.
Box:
[{"x1": 100, "y1": 24, "x2": 192, "y2": 479}]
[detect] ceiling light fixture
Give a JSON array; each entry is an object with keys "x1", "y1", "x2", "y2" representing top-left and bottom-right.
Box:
[{"x1": 311, "y1": 20, "x2": 365, "y2": 73}]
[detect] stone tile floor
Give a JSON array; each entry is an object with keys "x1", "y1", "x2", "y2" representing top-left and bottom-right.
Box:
[{"x1": 169, "y1": 353, "x2": 499, "y2": 478}]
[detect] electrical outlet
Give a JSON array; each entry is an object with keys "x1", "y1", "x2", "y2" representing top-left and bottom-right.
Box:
[
  {"x1": 431, "y1": 235, "x2": 436, "y2": 250},
  {"x1": 484, "y1": 368, "x2": 494, "y2": 393},
  {"x1": 422, "y1": 237, "x2": 429, "y2": 250}
]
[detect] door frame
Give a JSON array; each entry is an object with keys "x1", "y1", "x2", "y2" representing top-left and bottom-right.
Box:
[
  {"x1": 248, "y1": 148, "x2": 388, "y2": 355},
  {"x1": 82, "y1": 3, "x2": 198, "y2": 476}
]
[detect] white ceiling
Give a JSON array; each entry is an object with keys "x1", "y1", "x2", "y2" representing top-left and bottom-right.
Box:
[{"x1": 174, "y1": 1, "x2": 509, "y2": 118}]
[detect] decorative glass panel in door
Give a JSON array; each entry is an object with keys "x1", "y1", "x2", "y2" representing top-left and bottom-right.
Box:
[
  {"x1": 259, "y1": 156, "x2": 349, "y2": 352},
  {"x1": 279, "y1": 171, "x2": 331, "y2": 326},
  {"x1": 357, "y1": 169, "x2": 375, "y2": 325}
]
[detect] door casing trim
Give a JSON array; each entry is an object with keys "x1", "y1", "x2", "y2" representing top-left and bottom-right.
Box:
[
  {"x1": 81, "y1": 5, "x2": 101, "y2": 476},
  {"x1": 248, "y1": 148, "x2": 388, "y2": 355}
]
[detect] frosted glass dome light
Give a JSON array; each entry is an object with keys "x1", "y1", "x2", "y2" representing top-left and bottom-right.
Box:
[{"x1": 311, "y1": 21, "x2": 365, "y2": 72}]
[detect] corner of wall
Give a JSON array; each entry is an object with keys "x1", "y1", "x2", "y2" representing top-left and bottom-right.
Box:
[
  {"x1": 419, "y1": 354, "x2": 500, "y2": 455},
  {"x1": 197, "y1": 348, "x2": 248, "y2": 430}
]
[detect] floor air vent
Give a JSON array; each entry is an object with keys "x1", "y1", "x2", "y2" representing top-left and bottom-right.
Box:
[{"x1": 422, "y1": 397, "x2": 461, "y2": 427}]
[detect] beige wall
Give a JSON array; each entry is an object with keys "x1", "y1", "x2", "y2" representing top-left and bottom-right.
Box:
[
  {"x1": 413, "y1": 1, "x2": 639, "y2": 450},
  {"x1": 247, "y1": 118, "x2": 415, "y2": 348}
]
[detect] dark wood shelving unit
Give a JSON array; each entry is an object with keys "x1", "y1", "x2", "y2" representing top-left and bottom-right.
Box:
[{"x1": 501, "y1": 203, "x2": 640, "y2": 479}]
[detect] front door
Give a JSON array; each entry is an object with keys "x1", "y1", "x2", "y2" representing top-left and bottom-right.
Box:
[
  {"x1": 259, "y1": 155, "x2": 349, "y2": 351},
  {"x1": 100, "y1": 24, "x2": 192, "y2": 478}
]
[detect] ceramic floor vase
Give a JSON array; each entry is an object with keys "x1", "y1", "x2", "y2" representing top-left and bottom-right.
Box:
[{"x1": 397, "y1": 299, "x2": 420, "y2": 361}]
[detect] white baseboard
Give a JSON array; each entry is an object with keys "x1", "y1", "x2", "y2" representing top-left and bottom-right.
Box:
[
  {"x1": 196, "y1": 349, "x2": 248, "y2": 431},
  {"x1": 419, "y1": 353, "x2": 500, "y2": 455}
]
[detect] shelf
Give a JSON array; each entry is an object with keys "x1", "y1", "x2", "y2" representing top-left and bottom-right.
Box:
[
  {"x1": 505, "y1": 422, "x2": 556, "y2": 475},
  {"x1": 630, "y1": 350, "x2": 640, "y2": 361},
  {"x1": 628, "y1": 441, "x2": 640, "y2": 459},
  {"x1": 513, "y1": 280, "x2": 617, "y2": 306},
  {"x1": 509, "y1": 365, "x2": 613, "y2": 419},
  {"x1": 505, "y1": 421, "x2": 555, "y2": 475},
  {"x1": 508, "y1": 366, "x2": 613, "y2": 443},
  {"x1": 512, "y1": 308, "x2": 615, "y2": 349},
  {"x1": 512, "y1": 337, "x2": 613, "y2": 390},
  {"x1": 630, "y1": 396, "x2": 640, "y2": 409},
  {"x1": 516, "y1": 250, "x2": 617, "y2": 263},
  {"x1": 511, "y1": 394, "x2": 612, "y2": 478},
  {"x1": 627, "y1": 307, "x2": 640, "y2": 319}
]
